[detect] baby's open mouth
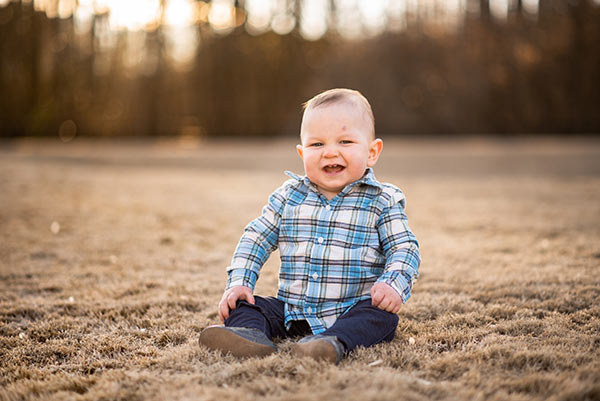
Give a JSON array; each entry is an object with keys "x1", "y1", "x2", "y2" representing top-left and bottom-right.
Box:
[{"x1": 323, "y1": 164, "x2": 345, "y2": 173}]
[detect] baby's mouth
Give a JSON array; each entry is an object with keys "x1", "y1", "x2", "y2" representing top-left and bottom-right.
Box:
[{"x1": 323, "y1": 164, "x2": 345, "y2": 174}]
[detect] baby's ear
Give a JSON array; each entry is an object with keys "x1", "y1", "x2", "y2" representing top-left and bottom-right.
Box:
[
  {"x1": 296, "y1": 144, "x2": 304, "y2": 159},
  {"x1": 367, "y1": 138, "x2": 383, "y2": 167}
]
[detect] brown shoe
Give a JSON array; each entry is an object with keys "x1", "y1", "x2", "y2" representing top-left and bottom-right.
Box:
[
  {"x1": 199, "y1": 326, "x2": 277, "y2": 358},
  {"x1": 291, "y1": 335, "x2": 345, "y2": 364}
]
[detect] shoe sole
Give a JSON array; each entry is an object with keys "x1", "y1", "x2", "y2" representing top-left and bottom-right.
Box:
[
  {"x1": 199, "y1": 326, "x2": 276, "y2": 358},
  {"x1": 291, "y1": 340, "x2": 338, "y2": 363}
]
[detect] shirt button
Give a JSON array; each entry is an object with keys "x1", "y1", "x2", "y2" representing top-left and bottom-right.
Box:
[
  {"x1": 312, "y1": 272, "x2": 318, "y2": 280},
  {"x1": 307, "y1": 307, "x2": 313, "y2": 314},
  {"x1": 325, "y1": 204, "x2": 331, "y2": 211},
  {"x1": 317, "y1": 237, "x2": 324, "y2": 244}
]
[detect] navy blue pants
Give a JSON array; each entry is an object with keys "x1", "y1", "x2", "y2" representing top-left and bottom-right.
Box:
[{"x1": 224, "y1": 296, "x2": 399, "y2": 353}]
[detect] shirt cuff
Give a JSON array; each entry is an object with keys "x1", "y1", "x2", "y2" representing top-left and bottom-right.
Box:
[
  {"x1": 226, "y1": 268, "x2": 258, "y2": 290},
  {"x1": 376, "y1": 270, "x2": 412, "y2": 303}
]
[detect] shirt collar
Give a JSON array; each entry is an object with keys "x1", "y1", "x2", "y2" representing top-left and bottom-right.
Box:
[
  {"x1": 284, "y1": 168, "x2": 382, "y2": 194},
  {"x1": 353, "y1": 168, "x2": 382, "y2": 189},
  {"x1": 284, "y1": 170, "x2": 310, "y2": 186}
]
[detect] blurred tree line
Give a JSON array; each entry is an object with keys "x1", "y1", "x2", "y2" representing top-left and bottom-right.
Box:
[{"x1": 0, "y1": 0, "x2": 599, "y2": 138}]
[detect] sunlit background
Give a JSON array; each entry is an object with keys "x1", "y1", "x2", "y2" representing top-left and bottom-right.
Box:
[
  {"x1": 1, "y1": 0, "x2": 599, "y2": 138},
  {"x1": 1, "y1": 0, "x2": 551, "y2": 66}
]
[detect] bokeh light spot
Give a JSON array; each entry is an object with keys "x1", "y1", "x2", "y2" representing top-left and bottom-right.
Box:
[
  {"x1": 58, "y1": 120, "x2": 77, "y2": 142},
  {"x1": 209, "y1": 0, "x2": 235, "y2": 33},
  {"x1": 50, "y1": 221, "x2": 61, "y2": 234}
]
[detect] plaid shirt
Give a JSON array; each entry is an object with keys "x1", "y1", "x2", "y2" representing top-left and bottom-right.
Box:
[{"x1": 226, "y1": 168, "x2": 420, "y2": 334}]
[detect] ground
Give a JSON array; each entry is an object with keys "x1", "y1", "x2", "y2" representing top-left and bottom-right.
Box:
[{"x1": 0, "y1": 136, "x2": 599, "y2": 401}]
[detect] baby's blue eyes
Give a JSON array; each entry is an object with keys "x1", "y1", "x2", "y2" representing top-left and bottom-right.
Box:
[{"x1": 308, "y1": 140, "x2": 353, "y2": 147}]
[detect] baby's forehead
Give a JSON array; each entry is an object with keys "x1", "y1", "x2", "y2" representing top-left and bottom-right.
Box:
[
  {"x1": 303, "y1": 100, "x2": 374, "y2": 137},
  {"x1": 310, "y1": 97, "x2": 368, "y2": 116}
]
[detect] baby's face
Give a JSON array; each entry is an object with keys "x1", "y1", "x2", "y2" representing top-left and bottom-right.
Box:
[{"x1": 297, "y1": 102, "x2": 383, "y2": 200}]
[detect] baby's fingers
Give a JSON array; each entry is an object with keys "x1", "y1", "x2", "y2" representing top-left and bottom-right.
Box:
[
  {"x1": 376, "y1": 296, "x2": 391, "y2": 311},
  {"x1": 371, "y1": 289, "x2": 384, "y2": 307},
  {"x1": 218, "y1": 300, "x2": 229, "y2": 323},
  {"x1": 239, "y1": 291, "x2": 255, "y2": 305},
  {"x1": 227, "y1": 292, "x2": 239, "y2": 311}
]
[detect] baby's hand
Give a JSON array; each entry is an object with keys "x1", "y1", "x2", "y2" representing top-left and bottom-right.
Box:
[
  {"x1": 371, "y1": 282, "x2": 403, "y2": 314},
  {"x1": 218, "y1": 285, "x2": 255, "y2": 323}
]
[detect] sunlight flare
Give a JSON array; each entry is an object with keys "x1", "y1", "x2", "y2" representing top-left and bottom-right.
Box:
[
  {"x1": 99, "y1": 0, "x2": 161, "y2": 31},
  {"x1": 300, "y1": 0, "x2": 328, "y2": 41},
  {"x1": 208, "y1": 0, "x2": 235, "y2": 33},
  {"x1": 245, "y1": 0, "x2": 274, "y2": 35},
  {"x1": 164, "y1": 0, "x2": 195, "y2": 27}
]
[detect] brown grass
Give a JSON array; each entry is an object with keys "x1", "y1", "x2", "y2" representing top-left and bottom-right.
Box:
[{"x1": 1, "y1": 137, "x2": 599, "y2": 401}]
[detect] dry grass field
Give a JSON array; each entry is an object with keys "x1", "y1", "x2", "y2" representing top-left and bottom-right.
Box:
[{"x1": 0, "y1": 136, "x2": 599, "y2": 401}]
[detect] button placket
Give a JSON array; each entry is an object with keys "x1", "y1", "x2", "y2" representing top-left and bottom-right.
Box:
[
  {"x1": 317, "y1": 201, "x2": 332, "y2": 246},
  {"x1": 307, "y1": 200, "x2": 332, "y2": 320},
  {"x1": 308, "y1": 222, "x2": 324, "y2": 315}
]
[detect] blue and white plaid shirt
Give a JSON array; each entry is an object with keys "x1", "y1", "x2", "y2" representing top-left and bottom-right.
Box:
[{"x1": 226, "y1": 168, "x2": 420, "y2": 334}]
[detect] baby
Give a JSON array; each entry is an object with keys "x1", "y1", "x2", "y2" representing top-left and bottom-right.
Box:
[{"x1": 199, "y1": 88, "x2": 420, "y2": 363}]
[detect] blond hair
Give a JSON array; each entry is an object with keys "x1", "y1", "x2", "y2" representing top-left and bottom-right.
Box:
[{"x1": 302, "y1": 88, "x2": 375, "y2": 138}]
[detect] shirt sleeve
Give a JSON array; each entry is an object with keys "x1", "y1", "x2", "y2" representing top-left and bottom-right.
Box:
[
  {"x1": 226, "y1": 182, "x2": 289, "y2": 290},
  {"x1": 375, "y1": 190, "x2": 421, "y2": 303}
]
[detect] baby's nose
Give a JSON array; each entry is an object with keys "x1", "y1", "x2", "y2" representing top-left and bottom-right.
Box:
[{"x1": 323, "y1": 145, "x2": 339, "y2": 157}]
